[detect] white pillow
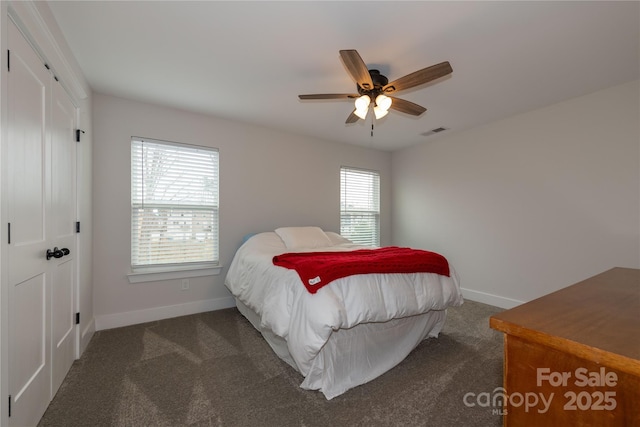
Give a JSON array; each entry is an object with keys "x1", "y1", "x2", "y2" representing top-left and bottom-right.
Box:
[
  {"x1": 325, "y1": 231, "x2": 353, "y2": 245},
  {"x1": 275, "y1": 226, "x2": 333, "y2": 250}
]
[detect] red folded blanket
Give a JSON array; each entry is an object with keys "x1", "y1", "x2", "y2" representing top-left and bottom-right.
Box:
[{"x1": 272, "y1": 246, "x2": 450, "y2": 294}]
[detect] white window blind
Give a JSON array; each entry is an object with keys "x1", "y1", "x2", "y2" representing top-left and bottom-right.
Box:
[
  {"x1": 340, "y1": 166, "x2": 380, "y2": 246},
  {"x1": 131, "y1": 137, "x2": 219, "y2": 269}
]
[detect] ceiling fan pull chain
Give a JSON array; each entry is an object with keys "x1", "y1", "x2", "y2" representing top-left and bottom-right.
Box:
[{"x1": 371, "y1": 123, "x2": 374, "y2": 137}]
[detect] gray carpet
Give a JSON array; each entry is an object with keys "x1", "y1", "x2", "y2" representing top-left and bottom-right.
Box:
[{"x1": 38, "y1": 300, "x2": 505, "y2": 427}]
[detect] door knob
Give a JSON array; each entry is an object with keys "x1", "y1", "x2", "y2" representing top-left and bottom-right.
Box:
[
  {"x1": 46, "y1": 247, "x2": 64, "y2": 260},
  {"x1": 61, "y1": 248, "x2": 70, "y2": 256}
]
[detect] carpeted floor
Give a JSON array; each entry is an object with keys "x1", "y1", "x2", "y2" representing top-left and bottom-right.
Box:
[{"x1": 38, "y1": 300, "x2": 505, "y2": 427}]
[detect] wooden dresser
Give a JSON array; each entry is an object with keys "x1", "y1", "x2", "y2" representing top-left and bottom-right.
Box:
[{"x1": 490, "y1": 267, "x2": 640, "y2": 426}]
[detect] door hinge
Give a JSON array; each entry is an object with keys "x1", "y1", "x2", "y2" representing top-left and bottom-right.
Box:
[
  {"x1": 75, "y1": 312, "x2": 80, "y2": 325},
  {"x1": 76, "y1": 221, "x2": 81, "y2": 233},
  {"x1": 7, "y1": 50, "x2": 9, "y2": 72},
  {"x1": 8, "y1": 395, "x2": 11, "y2": 418},
  {"x1": 7, "y1": 223, "x2": 10, "y2": 244},
  {"x1": 75, "y1": 129, "x2": 85, "y2": 142}
]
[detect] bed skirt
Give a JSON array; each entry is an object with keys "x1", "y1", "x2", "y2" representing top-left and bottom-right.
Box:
[{"x1": 235, "y1": 298, "x2": 448, "y2": 399}]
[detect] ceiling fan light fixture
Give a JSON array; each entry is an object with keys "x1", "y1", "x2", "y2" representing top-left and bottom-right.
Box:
[
  {"x1": 373, "y1": 106, "x2": 388, "y2": 119},
  {"x1": 355, "y1": 107, "x2": 369, "y2": 120},
  {"x1": 375, "y1": 94, "x2": 392, "y2": 111},
  {"x1": 354, "y1": 95, "x2": 371, "y2": 120},
  {"x1": 355, "y1": 95, "x2": 370, "y2": 110}
]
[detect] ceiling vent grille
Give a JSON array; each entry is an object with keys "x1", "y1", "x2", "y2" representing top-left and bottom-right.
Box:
[{"x1": 421, "y1": 127, "x2": 448, "y2": 137}]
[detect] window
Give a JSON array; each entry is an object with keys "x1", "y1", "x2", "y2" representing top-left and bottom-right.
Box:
[
  {"x1": 340, "y1": 166, "x2": 380, "y2": 246},
  {"x1": 131, "y1": 137, "x2": 219, "y2": 271}
]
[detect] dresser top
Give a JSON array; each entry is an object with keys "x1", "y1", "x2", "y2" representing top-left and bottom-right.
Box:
[{"x1": 490, "y1": 267, "x2": 640, "y2": 372}]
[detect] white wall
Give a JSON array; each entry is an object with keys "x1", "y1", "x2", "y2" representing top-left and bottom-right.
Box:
[
  {"x1": 391, "y1": 80, "x2": 640, "y2": 308},
  {"x1": 92, "y1": 93, "x2": 391, "y2": 329}
]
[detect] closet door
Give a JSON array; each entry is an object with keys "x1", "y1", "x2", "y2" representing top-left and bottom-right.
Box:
[
  {"x1": 7, "y1": 19, "x2": 52, "y2": 427},
  {"x1": 6, "y1": 19, "x2": 77, "y2": 426},
  {"x1": 50, "y1": 79, "x2": 77, "y2": 395}
]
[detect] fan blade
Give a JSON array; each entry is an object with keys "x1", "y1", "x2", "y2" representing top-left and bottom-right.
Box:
[
  {"x1": 339, "y1": 50, "x2": 374, "y2": 90},
  {"x1": 389, "y1": 97, "x2": 427, "y2": 116},
  {"x1": 384, "y1": 61, "x2": 452, "y2": 94},
  {"x1": 345, "y1": 110, "x2": 360, "y2": 124},
  {"x1": 299, "y1": 93, "x2": 359, "y2": 100}
]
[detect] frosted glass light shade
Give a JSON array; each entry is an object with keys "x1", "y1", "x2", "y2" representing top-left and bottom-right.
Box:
[
  {"x1": 375, "y1": 94, "x2": 392, "y2": 111},
  {"x1": 354, "y1": 95, "x2": 370, "y2": 120},
  {"x1": 373, "y1": 106, "x2": 388, "y2": 119},
  {"x1": 355, "y1": 108, "x2": 368, "y2": 120},
  {"x1": 355, "y1": 95, "x2": 371, "y2": 110}
]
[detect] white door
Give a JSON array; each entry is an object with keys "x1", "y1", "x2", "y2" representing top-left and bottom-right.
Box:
[
  {"x1": 7, "y1": 19, "x2": 52, "y2": 427},
  {"x1": 50, "y1": 79, "x2": 77, "y2": 396},
  {"x1": 7, "y1": 19, "x2": 77, "y2": 426}
]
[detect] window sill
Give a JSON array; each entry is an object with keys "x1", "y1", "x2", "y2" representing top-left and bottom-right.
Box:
[{"x1": 127, "y1": 265, "x2": 223, "y2": 284}]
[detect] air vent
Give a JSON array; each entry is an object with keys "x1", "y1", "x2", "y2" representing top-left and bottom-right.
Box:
[{"x1": 421, "y1": 127, "x2": 448, "y2": 137}]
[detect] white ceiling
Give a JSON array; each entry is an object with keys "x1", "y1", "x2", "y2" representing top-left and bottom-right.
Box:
[{"x1": 47, "y1": 1, "x2": 639, "y2": 152}]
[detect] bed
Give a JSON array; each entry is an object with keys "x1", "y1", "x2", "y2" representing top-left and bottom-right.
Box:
[{"x1": 224, "y1": 226, "x2": 464, "y2": 399}]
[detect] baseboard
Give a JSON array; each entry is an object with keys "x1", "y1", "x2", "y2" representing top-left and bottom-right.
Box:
[
  {"x1": 460, "y1": 287, "x2": 525, "y2": 309},
  {"x1": 94, "y1": 296, "x2": 237, "y2": 331}
]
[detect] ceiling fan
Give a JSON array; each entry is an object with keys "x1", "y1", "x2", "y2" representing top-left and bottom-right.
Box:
[{"x1": 299, "y1": 50, "x2": 452, "y2": 124}]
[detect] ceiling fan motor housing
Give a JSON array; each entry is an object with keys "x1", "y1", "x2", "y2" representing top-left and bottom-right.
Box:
[{"x1": 357, "y1": 69, "x2": 389, "y2": 98}]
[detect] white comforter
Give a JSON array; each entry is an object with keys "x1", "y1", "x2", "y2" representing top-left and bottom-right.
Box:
[{"x1": 224, "y1": 232, "x2": 464, "y2": 376}]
